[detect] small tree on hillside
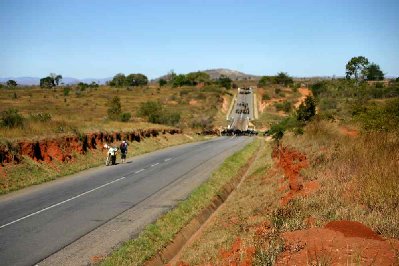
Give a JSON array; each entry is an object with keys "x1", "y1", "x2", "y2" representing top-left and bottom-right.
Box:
[
  {"x1": 275, "y1": 72, "x2": 293, "y2": 86},
  {"x1": 107, "y1": 96, "x2": 122, "y2": 120},
  {"x1": 6, "y1": 80, "x2": 17, "y2": 88},
  {"x1": 346, "y1": 56, "x2": 369, "y2": 81},
  {"x1": 297, "y1": 96, "x2": 316, "y2": 122},
  {"x1": 159, "y1": 78, "x2": 167, "y2": 87},
  {"x1": 217, "y1": 75, "x2": 232, "y2": 89},
  {"x1": 364, "y1": 63, "x2": 384, "y2": 81},
  {"x1": 125, "y1": 73, "x2": 148, "y2": 86}
]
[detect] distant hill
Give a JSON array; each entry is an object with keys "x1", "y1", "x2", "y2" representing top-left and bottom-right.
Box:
[
  {"x1": 152, "y1": 68, "x2": 260, "y2": 82},
  {"x1": 202, "y1": 68, "x2": 260, "y2": 80},
  {"x1": 0, "y1": 77, "x2": 111, "y2": 86}
]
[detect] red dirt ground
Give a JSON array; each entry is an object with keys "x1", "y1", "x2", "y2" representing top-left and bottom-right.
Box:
[
  {"x1": 272, "y1": 146, "x2": 319, "y2": 205},
  {"x1": 277, "y1": 221, "x2": 399, "y2": 265},
  {"x1": 339, "y1": 126, "x2": 359, "y2": 137}
]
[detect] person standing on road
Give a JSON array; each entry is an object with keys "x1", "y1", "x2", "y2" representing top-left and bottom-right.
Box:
[{"x1": 120, "y1": 140, "x2": 128, "y2": 163}]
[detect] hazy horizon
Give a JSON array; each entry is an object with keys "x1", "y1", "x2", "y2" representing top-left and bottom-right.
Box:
[{"x1": 1, "y1": 0, "x2": 399, "y2": 79}]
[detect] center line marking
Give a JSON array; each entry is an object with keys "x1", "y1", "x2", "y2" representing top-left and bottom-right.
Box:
[
  {"x1": 151, "y1": 163, "x2": 159, "y2": 167},
  {"x1": 135, "y1": 169, "x2": 145, "y2": 174},
  {"x1": 0, "y1": 176, "x2": 127, "y2": 230},
  {"x1": 164, "y1": 158, "x2": 172, "y2": 162}
]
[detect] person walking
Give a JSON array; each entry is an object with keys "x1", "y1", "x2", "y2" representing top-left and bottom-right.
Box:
[{"x1": 120, "y1": 140, "x2": 128, "y2": 163}]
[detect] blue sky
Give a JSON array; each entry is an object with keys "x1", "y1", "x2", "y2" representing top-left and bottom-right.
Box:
[{"x1": 1, "y1": 0, "x2": 398, "y2": 79}]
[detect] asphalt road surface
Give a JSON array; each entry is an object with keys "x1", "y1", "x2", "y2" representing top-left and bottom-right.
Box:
[
  {"x1": 230, "y1": 88, "x2": 254, "y2": 131},
  {"x1": 0, "y1": 136, "x2": 252, "y2": 266}
]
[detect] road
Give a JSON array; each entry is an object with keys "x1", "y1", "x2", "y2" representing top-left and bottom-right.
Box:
[
  {"x1": 229, "y1": 88, "x2": 255, "y2": 131},
  {"x1": 0, "y1": 136, "x2": 252, "y2": 266}
]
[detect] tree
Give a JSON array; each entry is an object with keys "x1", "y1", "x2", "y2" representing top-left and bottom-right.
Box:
[
  {"x1": 217, "y1": 75, "x2": 232, "y2": 89},
  {"x1": 107, "y1": 96, "x2": 122, "y2": 120},
  {"x1": 109, "y1": 73, "x2": 126, "y2": 87},
  {"x1": 40, "y1": 76, "x2": 55, "y2": 88},
  {"x1": 159, "y1": 78, "x2": 167, "y2": 87},
  {"x1": 364, "y1": 63, "x2": 384, "y2": 81},
  {"x1": 54, "y1": 74, "x2": 62, "y2": 86},
  {"x1": 171, "y1": 74, "x2": 189, "y2": 87},
  {"x1": 258, "y1": 76, "x2": 275, "y2": 87},
  {"x1": 345, "y1": 56, "x2": 369, "y2": 81},
  {"x1": 297, "y1": 96, "x2": 316, "y2": 122},
  {"x1": 6, "y1": 80, "x2": 17, "y2": 87},
  {"x1": 186, "y1": 71, "x2": 210, "y2": 85},
  {"x1": 125, "y1": 73, "x2": 148, "y2": 86},
  {"x1": 275, "y1": 72, "x2": 293, "y2": 86}
]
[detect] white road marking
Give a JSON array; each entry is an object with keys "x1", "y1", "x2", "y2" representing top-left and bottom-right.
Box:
[
  {"x1": 151, "y1": 163, "x2": 159, "y2": 167},
  {"x1": 135, "y1": 169, "x2": 145, "y2": 174},
  {"x1": 164, "y1": 158, "x2": 172, "y2": 162},
  {"x1": 0, "y1": 176, "x2": 127, "y2": 230}
]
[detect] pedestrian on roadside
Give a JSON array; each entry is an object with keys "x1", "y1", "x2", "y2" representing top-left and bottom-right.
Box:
[{"x1": 120, "y1": 140, "x2": 128, "y2": 163}]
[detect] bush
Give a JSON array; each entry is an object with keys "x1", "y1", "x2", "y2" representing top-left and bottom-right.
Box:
[
  {"x1": 138, "y1": 101, "x2": 180, "y2": 126},
  {"x1": 274, "y1": 101, "x2": 292, "y2": 113},
  {"x1": 120, "y1": 112, "x2": 132, "y2": 122},
  {"x1": 190, "y1": 116, "x2": 214, "y2": 130},
  {"x1": 275, "y1": 88, "x2": 281, "y2": 94},
  {"x1": 29, "y1": 113, "x2": 52, "y2": 122},
  {"x1": 262, "y1": 93, "x2": 271, "y2": 101},
  {"x1": 297, "y1": 96, "x2": 316, "y2": 122},
  {"x1": 107, "y1": 96, "x2": 122, "y2": 120},
  {"x1": 63, "y1": 87, "x2": 71, "y2": 96},
  {"x1": 1, "y1": 108, "x2": 24, "y2": 128}
]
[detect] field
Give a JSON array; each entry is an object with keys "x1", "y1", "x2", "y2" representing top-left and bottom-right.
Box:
[{"x1": 0, "y1": 84, "x2": 232, "y2": 140}]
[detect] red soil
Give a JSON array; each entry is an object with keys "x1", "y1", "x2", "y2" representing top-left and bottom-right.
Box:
[
  {"x1": 0, "y1": 128, "x2": 181, "y2": 165},
  {"x1": 277, "y1": 222, "x2": 399, "y2": 265},
  {"x1": 272, "y1": 146, "x2": 319, "y2": 205},
  {"x1": 325, "y1": 220, "x2": 383, "y2": 241},
  {"x1": 339, "y1": 126, "x2": 359, "y2": 137},
  {"x1": 219, "y1": 237, "x2": 255, "y2": 266}
]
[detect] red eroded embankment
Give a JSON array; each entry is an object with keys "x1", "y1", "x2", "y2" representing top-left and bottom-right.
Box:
[
  {"x1": 272, "y1": 146, "x2": 319, "y2": 205},
  {"x1": 0, "y1": 128, "x2": 181, "y2": 165}
]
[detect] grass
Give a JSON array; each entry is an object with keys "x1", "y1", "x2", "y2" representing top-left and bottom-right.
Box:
[
  {"x1": 176, "y1": 139, "x2": 284, "y2": 265},
  {"x1": 281, "y1": 119, "x2": 399, "y2": 238},
  {"x1": 0, "y1": 85, "x2": 231, "y2": 139},
  {"x1": 0, "y1": 134, "x2": 207, "y2": 194},
  {"x1": 100, "y1": 138, "x2": 260, "y2": 266}
]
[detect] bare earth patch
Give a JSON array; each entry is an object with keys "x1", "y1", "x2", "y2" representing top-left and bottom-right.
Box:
[{"x1": 277, "y1": 221, "x2": 399, "y2": 265}]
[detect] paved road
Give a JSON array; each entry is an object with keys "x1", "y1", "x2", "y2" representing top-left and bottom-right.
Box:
[
  {"x1": 0, "y1": 136, "x2": 252, "y2": 266},
  {"x1": 229, "y1": 88, "x2": 254, "y2": 131}
]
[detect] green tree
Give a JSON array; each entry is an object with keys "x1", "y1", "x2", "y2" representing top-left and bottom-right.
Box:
[
  {"x1": 125, "y1": 73, "x2": 148, "y2": 86},
  {"x1": 40, "y1": 76, "x2": 55, "y2": 88},
  {"x1": 6, "y1": 80, "x2": 17, "y2": 87},
  {"x1": 258, "y1": 76, "x2": 275, "y2": 87},
  {"x1": 275, "y1": 72, "x2": 293, "y2": 86},
  {"x1": 297, "y1": 96, "x2": 316, "y2": 122},
  {"x1": 0, "y1": 108, "x2": 24, "y2": 128},
  {"x1": 186, "y1": 71, "x2": 210, "y2": 85},
  {"x1": 364, "y1": 63, "x2": 384, "y2": 81},
  {"x1": 217, "y1": 75, "x2": 232, "y2": 89},
  {"x1": 171, "y1": 74, "x2": 189, "y2": 87},
  {"x1": 109, "y1": 73, "x2": 126, "y2": 87},
  {"x1": 107, "y1": 96, "x2": 122, "y2": 120},
  {"x1": 345, "y1": 56, "x2": 369, "y2": 81},
  {"x1": 159, "y1": 78, "x2": 167, "y2": 87}
]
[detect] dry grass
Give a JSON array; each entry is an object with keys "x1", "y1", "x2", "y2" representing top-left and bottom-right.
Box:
[
  {"x1": 0, "y1": 85, "x2": 230, "y2": 139},
  {"x1": 282, "y1": 120, "x2": 399, "y2": 238},
  {"x1": 176, "y1": 139, "x2": 282, "y2": 265}
]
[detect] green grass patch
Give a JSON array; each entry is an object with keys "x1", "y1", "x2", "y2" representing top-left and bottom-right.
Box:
[{"x1": 101, "y1": 138, "x2": 260, "y2": 266}]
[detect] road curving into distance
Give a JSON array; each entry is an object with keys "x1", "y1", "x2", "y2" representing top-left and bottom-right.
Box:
[{"x1": 0, "y1": 136, "x2": 252, "y2": 266}]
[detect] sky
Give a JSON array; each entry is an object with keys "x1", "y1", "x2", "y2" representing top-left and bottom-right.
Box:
[{"x1": 1, "y1": 0, "x2": 398, "y2": 79}]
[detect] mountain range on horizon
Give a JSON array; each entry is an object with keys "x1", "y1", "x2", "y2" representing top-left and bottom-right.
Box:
[
  {"x1": 0, "y1": 68, "x2": 261, "y2": 86},
  {"x1": 0, "y1": 68, "x2": 356, "y2": 86}
]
